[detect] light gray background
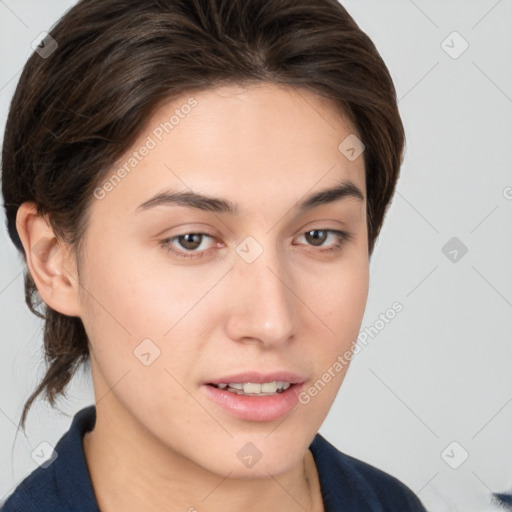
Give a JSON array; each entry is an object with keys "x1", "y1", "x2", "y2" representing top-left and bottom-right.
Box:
[{"x1": 1, "y1": 1, "x2": 511, "y2": 511}]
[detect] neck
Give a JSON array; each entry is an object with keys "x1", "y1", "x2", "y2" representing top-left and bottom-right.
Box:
[{"x1": 82, "y1": 399, "x2": 323, "y2": 512}]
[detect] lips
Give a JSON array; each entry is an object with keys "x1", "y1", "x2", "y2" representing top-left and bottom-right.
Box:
[{"x1": 201, "y1": 371, "x2": 306, "y2": 422}]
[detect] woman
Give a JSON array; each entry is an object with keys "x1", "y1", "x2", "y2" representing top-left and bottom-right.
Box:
[{"x1": 1, "y1": 0, "x2": 428, "y2": 510}]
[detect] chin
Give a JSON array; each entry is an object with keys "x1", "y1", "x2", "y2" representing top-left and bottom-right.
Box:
[{"x1": 183, "y1": 432, "x2": 305, "y2": 480}]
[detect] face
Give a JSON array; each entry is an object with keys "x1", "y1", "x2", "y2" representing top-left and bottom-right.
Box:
[{"x1": 77, "y1": 82, "x2": 369, "y2": 478}]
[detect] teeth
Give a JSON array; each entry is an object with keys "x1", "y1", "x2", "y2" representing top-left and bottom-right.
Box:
[
  {"x1": 244, "y1": 383, "x2": 263, "y2": 394},
  {"x1": 215, "y1": 381, "x2": 292, "y2": 395},
  {"x1": 261, "y1": 382, "x2": 278, "y2": 393}
]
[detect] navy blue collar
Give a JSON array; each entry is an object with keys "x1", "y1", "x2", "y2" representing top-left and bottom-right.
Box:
[{"x1": 53, "y1": 405, "x2": 100, "y2": 511}]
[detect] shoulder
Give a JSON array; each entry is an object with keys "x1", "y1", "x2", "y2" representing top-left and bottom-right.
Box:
[
  {"x1": 309, "y1": 433, "x2": 428, "y2": 511},
  {"x1": 0, "y1": 464, "x2": 62, "y2": 512},
  {"x1": 1, "y1": 405, "x2": 99, "y2": 512}
]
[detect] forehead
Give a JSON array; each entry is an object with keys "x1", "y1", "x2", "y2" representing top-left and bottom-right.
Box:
[{"x1": 92, "y1": 82, "x2": 366, "y2": 219}]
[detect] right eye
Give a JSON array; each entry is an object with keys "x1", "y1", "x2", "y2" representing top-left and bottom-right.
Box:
[{"x1": 160, "y1": 232, "x2": 217, "y2": 259}]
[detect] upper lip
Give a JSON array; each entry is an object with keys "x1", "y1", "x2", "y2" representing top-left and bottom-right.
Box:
[{"x1": 206, "y1": 371, "x2": 307, "y2": 385}]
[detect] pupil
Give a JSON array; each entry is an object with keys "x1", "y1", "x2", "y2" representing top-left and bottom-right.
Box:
[
  {"x1": 305, "y1": 229, "x2": 326, "y2": 246},
  {"x1": 180, "y1": 233, "x2": 201, "y2": 250}
]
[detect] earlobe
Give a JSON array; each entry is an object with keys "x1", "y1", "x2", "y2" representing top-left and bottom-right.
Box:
[{"x1": 16, "y1": 202, "x2": 82, "y2": 318}]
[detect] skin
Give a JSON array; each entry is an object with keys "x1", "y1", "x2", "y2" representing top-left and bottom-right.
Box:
[{"x1": 17, "y1": 82, "x2": 369, "y2": 512}]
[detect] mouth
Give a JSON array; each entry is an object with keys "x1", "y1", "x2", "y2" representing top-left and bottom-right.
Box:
[
  {"x1": 207, "y1": 381, "x2": 293, "y2": 396},
  {"x1": 201, "y1": 373, "x2": 307, "y2": 422}
]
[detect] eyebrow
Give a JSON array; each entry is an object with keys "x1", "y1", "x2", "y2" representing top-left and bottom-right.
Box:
[{"x1": 135, "y1": 180, "x2": 364, "y2": 215}]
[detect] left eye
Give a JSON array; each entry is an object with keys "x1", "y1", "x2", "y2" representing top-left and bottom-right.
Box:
[
  {"x1": 160, "y1": 229, "x2": 351, "y2": 259},
  {"x1": 296, "y1": 229, "x2": 348, "y2": 249}
]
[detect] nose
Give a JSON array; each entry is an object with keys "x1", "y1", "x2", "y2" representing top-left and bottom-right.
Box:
[{"x1": 224, "y1": 238, "x2": 296, "y2": 348}]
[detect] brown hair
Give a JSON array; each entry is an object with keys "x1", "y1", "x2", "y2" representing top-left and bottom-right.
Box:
[{"x1": 1, "y1": 0, "x2": 405, "y2": 431}]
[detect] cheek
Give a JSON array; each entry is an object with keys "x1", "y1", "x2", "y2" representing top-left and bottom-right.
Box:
[
  {"x1": 300, "y1": 252, "x2": 369, "y2": 403},
  {"x1": 80, "y1": 241, "x2": 183, "y2": 338},
  {"x1": 78, "y1": 253, "x2": 200, "y2": 417},
  {"x1": 78, "y1": 242, "x2": 215, "y2": 381},
  {"x1": 325, "y1": 263, "x2": 369, "y2": 329},
  {"x1": 297, "y1": 260, "x2": 368, "y2": 422},
  {"x1": 307, "y1": 253, "x2": 369, "y2": 334}
]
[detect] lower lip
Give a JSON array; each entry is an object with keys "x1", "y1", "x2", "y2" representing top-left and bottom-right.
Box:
[{"x1": 201, "y1": 383, "x2": 305, "y2": 422}]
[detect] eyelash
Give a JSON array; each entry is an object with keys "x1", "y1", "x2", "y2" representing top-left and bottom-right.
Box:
[{"x1": 159, "y1": 229, "x2": 353, "y2": 260}]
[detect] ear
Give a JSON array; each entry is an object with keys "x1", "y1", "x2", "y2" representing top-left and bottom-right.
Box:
[{"x1": 16, "y1": 202, "x2": 82, "y2": 317}]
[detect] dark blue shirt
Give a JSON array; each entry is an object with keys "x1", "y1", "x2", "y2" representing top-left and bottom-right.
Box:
[{"x1": 1, "y1": 405, "x2": 427, "y2": 511}]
